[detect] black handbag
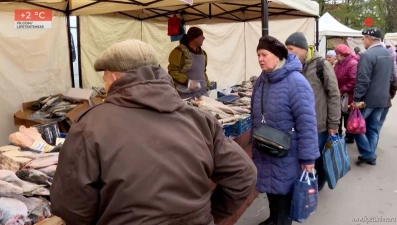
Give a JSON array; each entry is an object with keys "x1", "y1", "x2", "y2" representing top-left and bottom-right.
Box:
[{"x1": 253, "y1": 82, "x2": 293, "y2": 157}]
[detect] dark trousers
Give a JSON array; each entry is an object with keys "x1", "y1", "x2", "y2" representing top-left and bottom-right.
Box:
[
  {"x1": 266, "y1": 193, "x2": 293, "y2": 225},
  {"x1": 338, "y1": 111, "x2": 354, "y2": 139},
  {"x1": 315, "y1": 131, "x2": 329, "y2": 191}
]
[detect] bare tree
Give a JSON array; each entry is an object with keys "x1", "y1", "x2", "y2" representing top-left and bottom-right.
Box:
[{"x1": 385, "y1": 0, "x2": 397, "y2": 32}]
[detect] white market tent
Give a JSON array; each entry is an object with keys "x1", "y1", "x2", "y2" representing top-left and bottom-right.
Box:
[
  {"x1": 384, "y1": 32, "x2": 397, "y2": 46},
  {"x1": 69, "y1": 0, "x2": 319, "y2": 88},
  {"x1": 319, "y1": 12, "x2": 363, "y2": 57},
  {"x1": 0, "y1": 0, "x2": 319, "y2": 145}
]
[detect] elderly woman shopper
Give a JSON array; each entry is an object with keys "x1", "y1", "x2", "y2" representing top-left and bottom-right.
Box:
[
  {"x1": 251, "y1": 35, "x2": 319, "y2": 225},
  {"x1": 326, "y1": 50, "x2": 337, "y2": 66},
  {"x1": 334, "y1": 44, "x2": 358, "y2": 143}
]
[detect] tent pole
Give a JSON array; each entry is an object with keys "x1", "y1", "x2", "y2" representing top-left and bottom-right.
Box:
[
  {"x1": 66, "y1": 11, "x2": 75, "y2": 88},
  {"x1": 77, "y1": 16, "x2": 83, "y2": 88},
  {"x1": 315, "y1": 16, "x2": 319, "y2": 50},
  {"x1": 261, "y1": 0, "x2": 269, "y2": 36}
]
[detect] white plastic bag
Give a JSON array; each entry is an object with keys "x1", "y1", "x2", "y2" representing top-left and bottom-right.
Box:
[{"x1": 341, "y1": 94, "x2": 349, "y2": 113}]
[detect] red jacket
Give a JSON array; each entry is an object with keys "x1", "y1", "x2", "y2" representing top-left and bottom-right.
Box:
[{"x1": 334, "y1": 54, "x2": 358, "y2": 104}]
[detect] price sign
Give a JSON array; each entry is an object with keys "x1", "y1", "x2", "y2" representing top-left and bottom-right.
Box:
[{"x1": 14, "y1": 9, "x2": 52, "y2": 29}]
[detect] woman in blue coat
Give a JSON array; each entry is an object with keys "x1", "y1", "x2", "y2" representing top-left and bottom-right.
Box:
[{"x1": 251, "y1": 36, "x2": 320, "y2": 225}]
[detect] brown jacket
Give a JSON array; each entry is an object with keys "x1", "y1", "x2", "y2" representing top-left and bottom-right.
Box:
[
  {"x1": 302, "y1": 49, "x2": 341, "y2": 132},
  {"x1": 50, "y1": 66, "x2": 257, "y2": 225}
]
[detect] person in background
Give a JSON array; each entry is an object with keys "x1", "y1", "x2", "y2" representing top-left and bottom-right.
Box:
[
  {"x1": 334, "y1": 44, "x2": 358, "y2": 144},
  {"x1": 326, "y1": 50, "x2": 337, "y2": 66},
  {"x1": 354, "y1": 46, "x2": 362, "y2": 61},
  {"x1": 168, "y1": 27, "x2": 210, "y2": 99},
  {"x1": 50, "y1": 39, "x2": 257, "y2": 225},
  {"x1": 285, "y1": 32, "x2": 341, "y2": 191},
  {"x1": 252, "y1": 35, "x2": 319, "y2": 225},
  {"x1": 386, "y1": 45, "x2": 397, "y2": 78},
  {"x1": 353, "y1": 28, "x2": 395, "y2": 166}
]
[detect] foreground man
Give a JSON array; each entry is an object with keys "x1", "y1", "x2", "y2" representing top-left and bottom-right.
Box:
[
  {"x1": 50, "y1": 39, "x2": 257, "y2": 225},
  {"x1": 353, "y1": 28, "x2": 396, "y2": 166},
  {"x1": 285, "y1": 32, "x2": 341, "y2": 191}
]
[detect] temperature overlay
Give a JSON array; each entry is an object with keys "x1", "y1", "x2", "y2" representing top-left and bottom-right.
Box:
[{"x1": 14, "y1": 9, "x2": 52, "y2": 29}]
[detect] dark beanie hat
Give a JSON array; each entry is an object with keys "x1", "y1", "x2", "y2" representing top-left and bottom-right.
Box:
[
  {"x1": 257, "y1": 35, "x2": 288, "y2": 60},
  {"x1": 285, "y1": 32, "x2": 308, "y2": 50},
  {"x1": 187, "y1": 27, "x2": 203, "y2": 41}
]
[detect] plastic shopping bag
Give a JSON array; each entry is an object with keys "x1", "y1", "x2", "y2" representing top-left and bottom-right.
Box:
[
  {"x1": 322, "y1": 135, "x2": 351, "y2": 189},
  {"x1": 290, "y1": 170, "x2": 318, "y2": 223},
  {"x1": 346, "y1": 108, "x2": 366, "y2": 134},
  {"x1": 341, "y1": 94, "x2": 349, "y2": 113}
]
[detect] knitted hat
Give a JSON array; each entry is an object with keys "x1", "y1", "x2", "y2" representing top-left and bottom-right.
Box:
[
  {"x1": 94, "y1": 39, "x2": 159, "y2": 72},
  {"x1": 334, "y1": 44, "x2": 351, "y2": 56},
  {"x1": 362, "y1": 27, "x2": 382, "y2": 39},
  {"x1": 326, "y1": 50, "x2": 336, "y2": 59},
  {"x1": 285, "y1": 32, "x2": 308, "y2": 50},
  {"x1": 257, "y1": 35, "x2": 288, "y2": 60}
]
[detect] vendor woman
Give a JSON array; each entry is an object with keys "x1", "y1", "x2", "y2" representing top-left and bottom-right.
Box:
[{"x1": 168, "y1": 27, "x2": 210, "y2": 99}]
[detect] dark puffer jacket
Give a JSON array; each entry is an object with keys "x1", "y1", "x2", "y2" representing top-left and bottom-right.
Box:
[{"x1": 251, "y1": 54, "x2": 320, "y2": 195}]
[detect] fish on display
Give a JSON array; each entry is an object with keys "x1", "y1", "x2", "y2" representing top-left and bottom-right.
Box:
[
  {"x1": 27, "y1": 198, "x2": 51, "y2": 224},
  {"x1": 0, "y1": 170, "x2": 44, "y2": 194},
  {"x1": 12, "y1": 196, "x2": 39, "y2": 216},
  {"x1": 0, "y1": 197, "x2": 28, "y2": 225},
  {"x1": 15, "y1": 170, "x2": 52, "y2": 186},
  {"x1": 40, "y1": 95, "x2": 62, "y2": 112},
  {"x1": 22, "y1": 154, "x2": 58, "y2": 169},
  {"x1": 0, "y1": 180, "x2": 23, "y2": 197},
  {"x1": 31, "y1": 187, "x2": 50, "y2": 196},
  {"x1": 3, "y1": 214, "x2": 26, "y2": 225},
  {"x1": 37, "y1": 165, "x2": 57, "y2": 177}
]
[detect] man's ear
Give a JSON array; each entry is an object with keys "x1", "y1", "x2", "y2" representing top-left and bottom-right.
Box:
[{"x1": 111, "y1": 72, "x2": 118, "y2": 81}]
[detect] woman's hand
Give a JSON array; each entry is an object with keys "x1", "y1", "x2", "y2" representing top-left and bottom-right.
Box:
[{"x1": 301, "y1": 164, "x2": 315, "y2": 172}]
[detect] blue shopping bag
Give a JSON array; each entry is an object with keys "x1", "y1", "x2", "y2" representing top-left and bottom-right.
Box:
[
  {"x1": 322, "y1": 135, "x2": 350, "y2": 189},
  {"x1": 290, "y1": 170, "x2": 318, "y2": 223}
]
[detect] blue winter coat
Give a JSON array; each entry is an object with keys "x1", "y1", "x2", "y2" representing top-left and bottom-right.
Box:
[{"x1": 251, "y1": 54, "x2": 320, "y2": 195}]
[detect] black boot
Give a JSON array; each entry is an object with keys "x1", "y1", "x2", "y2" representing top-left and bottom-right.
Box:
[
  {"x1": 345, "y1": 133, "x2": 355, "y2": 144},
  {"x1": 315, "y1": 157, "x2": 326, "y2": 192}
]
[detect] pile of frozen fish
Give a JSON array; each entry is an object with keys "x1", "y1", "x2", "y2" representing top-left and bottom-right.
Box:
[
  {"x1": 187, "y1": 96, "x2": 250, "y2": 126},
  {"x1": 0, "y1": 153, "x2": 58, "y2": 225},
  {"x1": 29, "y1": 94, "x2": 83, "y2": 119}
]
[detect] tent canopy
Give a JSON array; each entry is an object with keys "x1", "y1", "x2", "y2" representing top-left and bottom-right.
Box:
[
  {"x1": 319, "y1": 12, "x2": 362, "y2": 37},
  {"x1": 385, "y1": 32, "x2": 397, "y2": 41},
  {"x1": 69, "y1": 0, "x2": 319, "y2": 21},
  {"x1": 384, "y1": 32, "x2": 397, "y2": 46},
  {"x1": 15, "y1": 0, "x2": 319, "y2": 21}
]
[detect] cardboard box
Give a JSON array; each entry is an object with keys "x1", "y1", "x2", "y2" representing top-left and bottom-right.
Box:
[{"x1": 13, "y1": 88, "x2": 104, "y2": 132}]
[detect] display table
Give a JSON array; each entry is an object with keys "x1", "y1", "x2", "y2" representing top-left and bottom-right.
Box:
[{"x1": 211, "y1": 130, "x2": 259, "y2": 225}]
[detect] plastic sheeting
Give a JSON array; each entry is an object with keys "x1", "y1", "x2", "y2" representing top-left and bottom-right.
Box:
[
  {"x1": 80, "y1": 14, "x2": 315, "y2": 89},
  {"x1": 0, "y1": 3, "x2": 71, "y2": 145}
]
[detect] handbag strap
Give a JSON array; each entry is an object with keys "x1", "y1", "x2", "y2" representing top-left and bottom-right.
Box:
[{"x1": 260, "y1": 78, "x2": 268, "y2": 124}]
